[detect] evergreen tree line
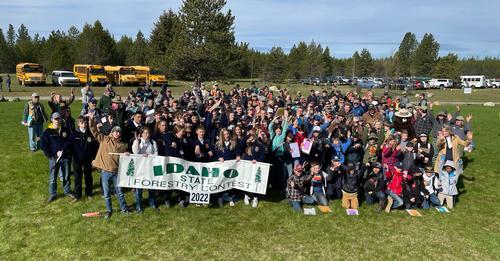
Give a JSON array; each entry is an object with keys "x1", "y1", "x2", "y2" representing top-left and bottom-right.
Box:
[{"x1": 0, "y1": 0, "x2": 499, "y2": 82}]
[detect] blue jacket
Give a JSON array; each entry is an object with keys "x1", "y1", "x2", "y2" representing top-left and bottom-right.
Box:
[
  {"x1": 214, "y1": 142, "x2": 240, "y2": 160},
  {"x1": 70, "y1": 129, "x2": 98, "y2": 162},
  {"x1": 40, "y1": 125, "x2": 72, "y2": 159},
  {"x1": 241, "y1": 143, "x2": 265, "y2": 162},
  {"x1": 164, "y1": 132, "x2": 184, "y2": 158}
]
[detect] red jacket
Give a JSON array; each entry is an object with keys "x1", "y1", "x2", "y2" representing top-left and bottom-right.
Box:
[
  {"x1": 382, "y1": 145, "x2": 399, "y2": 168},
  {"x1": 386, "y1": 167, "x2": 412, "y2": 196},
  {"x1": 294, "y1": 132, "x2": 305, "y2": 147}
]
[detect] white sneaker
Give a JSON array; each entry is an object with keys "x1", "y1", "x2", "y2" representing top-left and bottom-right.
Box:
[
  {"x1": 252, "y1": 198, "x2": 258, "y2": 208},
  {"x1": 244, "y1": 195, "x2": 250, "y2": 205},
  {"x1": 229, "y1": 200, "x2": 235, "y2": 207}
]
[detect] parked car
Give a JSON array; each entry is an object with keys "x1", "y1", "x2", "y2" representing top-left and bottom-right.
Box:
[
  {"x1": 487, "y1": 79, "x2": 500, "y2": 88},
  {"x1": 357, "y1": 80, "x2": 377, "y2": 89},
  {"x1": 429, "y1": 78, "x2": 453, "y2": 89},
  {"x1": 51, "y1": 71, "x2": 80, "y2": 86}
]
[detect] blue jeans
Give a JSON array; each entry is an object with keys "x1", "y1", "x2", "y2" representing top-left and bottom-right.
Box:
[
  {"x1": 49, "y1": 158, "x2": 71, "y2": 197},
  {"x1": 28, "y1": 124, "x2": 43, "y2": 151},
  {"x1": 386, "y1": 190, "x2": 404, "y2": 209},
  {"x1": 289, "y1": 200, "x2": 302, "y2": 212},
  {"x1": 422, "y1": 193, "x2": 441, "y2": 209},
  {"x1": 135, "y1": 189, "x2": 156, "y2": 210},
  {"x1": 304, "y1": 192, "x2": 329, "y2": 206},
  {"x1": 101, "y1": 171, "x2": 127, "y2": 213},
  {"x1": 365, "y1": 191, "x2": 386, "y2": 205}
]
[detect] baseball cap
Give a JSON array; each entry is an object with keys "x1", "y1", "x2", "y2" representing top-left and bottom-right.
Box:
[
  {"x1": 32, "y1": 92, "x2": 39, "y2": 97},
  {"x1": 372, "y1": 162, "x2": 382, "y2": 169},
  {"x1": 395, "y1": 162, "x2": 403, "y2": 169},
  {"x1": 51, "y1": 112, "x2": 61, "y2": 120},
  {"x1": 456, "y1": 116, "x2": 465, "y2": 121},
  {"x1": 111, "y1": 126, "x2": 122, "y2": 133},
  {"x1": 313, "y1": 126, "x2": 321, "y2": 132},
  {"x1": 331, "y1": 155, "x2": 340, "y2": 162}
]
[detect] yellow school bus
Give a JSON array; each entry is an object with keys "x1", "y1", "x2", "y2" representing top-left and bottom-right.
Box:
[
  {"x1": 73, "y1": 64, "x2": 108, "y2": 86},
  {"x1": 104, "y1": 66, "x2": 138, "y2": 86},
  {"x1": 131, "y1": 65, "x2": 150, "y2": 85},
  {"x1": 148, "y1": 68, "x2": 168, "y2": 86},
  {"x1": 16, "y1": 63, "x2": 46, "y2": 86}
]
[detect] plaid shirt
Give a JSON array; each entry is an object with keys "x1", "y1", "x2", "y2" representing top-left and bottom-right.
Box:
[
  {"x1": 287, "y1": 173, "x2": 311, "y2": 201},
  {"x1": 414, "y1": 114, "x2": 433, "y2": 136}
]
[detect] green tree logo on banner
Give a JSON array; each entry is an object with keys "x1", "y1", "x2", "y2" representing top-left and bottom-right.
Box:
[
  {"x1": 126, "y1": 159, "x2": 135, "y2": 186},
  {"x1": 255, "y1": 166, "x2": 262, "y2": 191}
]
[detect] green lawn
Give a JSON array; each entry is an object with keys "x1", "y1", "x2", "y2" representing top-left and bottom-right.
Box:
[
  {"x1": 2, "y1": 74, "x2": 500, "y2": 103},
  {"x1": 0, "y1": 102, "x2": 499, "y2": 259}
]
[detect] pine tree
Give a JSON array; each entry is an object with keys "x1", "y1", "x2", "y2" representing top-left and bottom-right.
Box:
[
  {"x1": 358, "y1": 48, "x2": 374, "y2": 77},
  {"x1": 351, "y1": 51, "x2": 361, "y2": 77},
  {"x1": 254, "y1": 166, "x2": 262, "y2": 191},
  {"x1": 322, "y1": 46, "x2": 333, "y2": 76},
  {"x1": 127, "y1": 31, "x2": 150, "y2": 65},
  {"x1": 6, "y1": 24, "x2": 15, "y2": 47},
  {"x1": 397, "y1": 32, "x2": 418, "y2": 76},
  {"x1": 76, "y1": 20, "x2": 116, "y2": 65},
  {"x1": 177, "y1": 0, "x2": 236, "y2": 81},
  {"x1": 433, "y1": 53, "x2": 460, "y2": 82},
  {"x1": 116, "y1": 36, "x2": 133, "y2": 65},
  {"x1": 413, "y1": 33, "x2": 440, "y2": 76},
  {"x1": 149, "y1": 9, "x2": 183, "y2": 77},
  {"x1": 16, "y1": 24, "x2": 33, "y2": 62},
  {"x1": 288, "y1": 42, "x2": 308, "y2": 79},
  {"x1": 263, "y1": 46, "x2": 287, "y2": 82},
  {"x1": 126, "y1": 159, "x2": 135, "y2": 176}
]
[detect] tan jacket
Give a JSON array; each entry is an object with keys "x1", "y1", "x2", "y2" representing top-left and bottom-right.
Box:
[
  {"x1": 434, "y1": 135, "x2": 468, "y2": 173},
  {"x1": 89, "y1": 120, "x2": 128, "y2": 173}
]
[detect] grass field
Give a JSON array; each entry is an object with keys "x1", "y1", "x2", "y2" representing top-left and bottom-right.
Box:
[
  {"x1": 1, "y1": 73, "x2": 500, "y2": 103},
  {"x1": 0, "y1": 101, "x2": 499, "y2": 259}
]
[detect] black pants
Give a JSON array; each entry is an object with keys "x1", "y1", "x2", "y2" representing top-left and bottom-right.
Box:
[{"x1": 73, "y1": 159, "x2": 93, "y2": 198}]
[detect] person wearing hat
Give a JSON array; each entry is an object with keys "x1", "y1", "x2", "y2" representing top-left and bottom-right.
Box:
[
  {"x1": 81, "y1": 97, "x2": 102, "y2": 123},
  {"x1": 109, "y1": 96, "x2": 125, "y2": 128},
  {"x1": 393, "y1": 108, "x2": 416, "y2": 140},
  {"x1": 286, "y1": 163, "x2": 311, "y2": 212},
  {"x1": 421, "y1": 166, "x2": 442, "y2": 209},
  {"x1": 341, "y1": 163, "x2": 363, "y2": 209},
  {"x1": 401, "y1": 141, "x2": 417, "y2": 171},
  {"x1": 363, "y1": 162, "x2": 387, "y2": 212},
  {"x1": 345, "y1": 131, "x2": 364, "y2": 167},
  {"x1": 362, "y1": 133, "x2": 379, "y2": 171},
  {"x1": 22, "y1": 93, "x2": 48, "y2": 151},
  {"x1": 414, "y1": 105, "x2": 433, "y2": 137},
  {"x1": 385, "y1": 161, "x2": 410, "y2": 212},
  {"x1": 49, "y1": 90, "x2": 75, "y2": 114},
  {"x1": 40, "y1": 112, "x2": 76, "y2": 203},
  {"x1": 88, "y1": 112, "x2": 131, "y2": 218},
  {"x1": 325, "y1": 155, "x2": 345, "y2": 200},
  {"x1": 451, "y1": 113, "x2": 473, "y2": 141},
  {"x1": 361, "y1": 104, "x2": 382, "y2": 127},
  {"x1": 415, "y1": 133, "x2": 434, "y2": 171},
  {"x1": 98, "y1": 85, "x2": 114, "y2": 115},
  {"x1": 437, "y1": 160, "x2": 460, "y2": 209}
]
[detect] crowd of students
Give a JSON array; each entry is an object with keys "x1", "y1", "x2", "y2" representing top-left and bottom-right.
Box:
[{"x1": 22, "y1": 82, "x2": 474, "y2": 218}]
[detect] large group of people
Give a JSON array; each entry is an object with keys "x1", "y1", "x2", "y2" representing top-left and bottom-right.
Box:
[{"x1": 22, "y1": 82, "x2": 474, "y2": 218}]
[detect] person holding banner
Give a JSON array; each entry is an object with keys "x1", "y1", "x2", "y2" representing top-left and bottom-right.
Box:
[
  {"x1": 88, "y1": 112, "x2": 131, "y2": 219},
  {"x1": 132, "y1": 126, "x2": 159, "y2": 213},
  {"x1": 214, "y1": 128, "x2": 241, "y2": 207},
  {"x1": 242, "y1": 135, "x2": 265, "y2": 208},
  {"x1": 163, "y1": 125, "x2": 189, "y2": 208}
]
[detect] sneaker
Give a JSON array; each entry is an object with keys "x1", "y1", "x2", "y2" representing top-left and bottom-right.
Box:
[
  {"x1": 244, "y1": 194, "x2": 250, "y2": 205},
  {"x1": 66, "y1": 192, "x2": 77, "y2": 200},
  {"x1": 179, "y1": 200, "x2": 186, "y2": 208},
  {"x1": 385, "y1": 197, "x2": 393, "y2": 213},
  {"x1": 136, "y1": 208, "x2": 144, "y2": 214},
  {"x1": 121, "y1": 208, "x2": 132, "y2": 215},
  {"x1": 103, "y1": 212, "x2": 112, "y2": 219},
  {"x1": 229, "y1": 200, "x2": 235, "y2": 207},
  {"x1": 217, "y1": 198, "x2": 223, "y2": 208},
  {"x1": 252, "y1": 198, "x2": 258, "y2": 208},
  {"x1": 47, "y1": 196, "x2": 56, "y2": 203}
]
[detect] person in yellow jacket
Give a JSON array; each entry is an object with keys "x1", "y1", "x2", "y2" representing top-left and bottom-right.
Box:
[{"x1": 88, "y1": 112, "x2": 130, "y2": 219}]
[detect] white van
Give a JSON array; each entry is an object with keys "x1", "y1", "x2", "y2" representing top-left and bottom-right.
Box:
[
  {"x1": 51, "y1": 71, "x2": 80, "y2": 86},
  {"x1": 460, "y1": 75, "x2": 486, "y2": 88},
  {"x1": 429, "y1": 78, "x2": 453, "y2": 88}
]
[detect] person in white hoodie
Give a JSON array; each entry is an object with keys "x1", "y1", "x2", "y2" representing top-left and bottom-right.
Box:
[
  {"x1": 132, "y1": 126, "x2": 159, "y2": 213},
  {"x1": 421, "y1": 167, "x2": 442, "y2": 209},
  {"x1": 438, "y1": 160, "x2": 459, "y2": 209}
]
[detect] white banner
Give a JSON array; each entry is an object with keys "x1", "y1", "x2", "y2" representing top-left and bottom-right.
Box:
[{"x1": 117, "y1": 155, "x2": 270, "y2": 195}]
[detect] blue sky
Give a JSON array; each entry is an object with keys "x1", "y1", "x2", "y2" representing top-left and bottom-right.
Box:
[{"x1": 1, "y1": 0, "x2": 499, "y2": 58}]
